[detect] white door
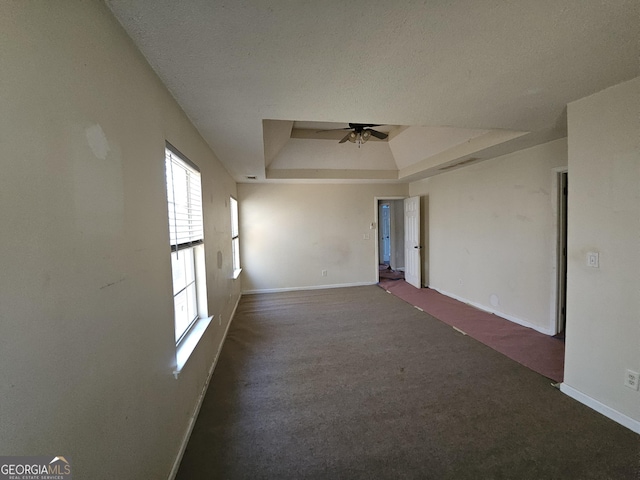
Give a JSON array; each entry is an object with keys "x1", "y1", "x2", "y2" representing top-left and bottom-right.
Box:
[{"x1": 404, "y1": 196, "x2": 421, "y2": 289}]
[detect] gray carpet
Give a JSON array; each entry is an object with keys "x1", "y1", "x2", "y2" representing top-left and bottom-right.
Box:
[{"x1": 176, "y1": 286, "x2": 639, "y2": 479}]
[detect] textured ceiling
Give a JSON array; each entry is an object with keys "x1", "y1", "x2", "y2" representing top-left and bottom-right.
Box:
[{"x1": 106, "y1": 0, "x2": 640, "y2": 183}]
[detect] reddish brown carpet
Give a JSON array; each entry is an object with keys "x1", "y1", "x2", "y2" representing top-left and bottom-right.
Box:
[{"x1": 379, "y1": 279, "x2": 564, "y2": 382}]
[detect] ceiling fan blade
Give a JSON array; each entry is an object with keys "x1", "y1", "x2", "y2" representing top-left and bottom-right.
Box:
[
  {"x1": 338, "y1": 132, "x2": 352, "y2": 143},
  {"x1": 315, "y1": 127, "x2": 351, "y2": 133},
  {"x1": 349, "y1": 123, "x2": 382, "y2": 129},
  {"x1": 368, "y1": 129, "x2": 388, "y2": 140}
]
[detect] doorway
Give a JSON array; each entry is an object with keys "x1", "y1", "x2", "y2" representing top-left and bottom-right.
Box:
[
  {"x1": 379, "y1": 204, "x2": 391, "y2": 265},
  {"x1": 556, "y1": 170, "x2": 568, "y2": 336},
  {"x1": 376, "y1": 198, "x2": 405, "y2": 282}
]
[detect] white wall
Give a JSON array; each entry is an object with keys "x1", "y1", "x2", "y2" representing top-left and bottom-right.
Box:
[
  {"x1": 0, "y1": 2, "x2": 240, "y2": 478},
  {"x1": 563, "y1": 77, "x2": 640, "y2": 427},
  {"x1": 410, "y1": 139, "x2": 567, "y2": 334},
  {"x1": 238, "y1": 183, "x2": 408, "y2": 292}
]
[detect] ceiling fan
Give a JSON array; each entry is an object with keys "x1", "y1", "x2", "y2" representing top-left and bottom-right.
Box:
[{"x1": 319, "y1": 123, "x2": 389, "y2": 145}]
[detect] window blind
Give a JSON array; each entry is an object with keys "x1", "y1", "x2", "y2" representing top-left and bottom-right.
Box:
[
  {"x1": 230, "y1": 197, "x2": 239, "y2": 238},
  {"x1": 230, "y1": 197, "x2": 240, "y2": 271},
  {"x1": 165, "y1": 147, "x2": 204, "y2": 251}
]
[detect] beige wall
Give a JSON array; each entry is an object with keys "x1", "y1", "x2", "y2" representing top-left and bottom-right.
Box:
[
  {"x1": 0, "y1": 2, "x2": 240, "y2": 478},
  {"x1": 410, "y1": 139, "x2": 568, "y2": 333},
  {"x1": 563, "y1": 77, "x2": 640, "y2": 426},
  {"x1": 238, "y1": 183, "x2": 408, "y2": 292}
]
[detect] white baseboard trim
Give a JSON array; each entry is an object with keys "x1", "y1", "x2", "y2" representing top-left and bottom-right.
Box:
[
  {"x1": 242, "y1": 281, "x2": 375, "y2": 295},
  {"x1": 560, "y1": 383, "x2": 640, "y2": 434},
  {"x1": 428, "y1": 286, "x2": 555, "y2": 336},
  {"x1": 168, "y1": 293, "x2": 242, "y2": 480}
]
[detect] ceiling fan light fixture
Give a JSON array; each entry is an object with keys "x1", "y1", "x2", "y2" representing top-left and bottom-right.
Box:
[{"x1": 334, "y1": 123, "x2": 389, "y2": 146}]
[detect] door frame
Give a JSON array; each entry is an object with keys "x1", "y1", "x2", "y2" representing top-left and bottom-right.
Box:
[
  {"x1": 374, "y1": 196, "x2": 406, "y2": 283},
  {"x1": 550, "y1": 167, "x2": 568, "y2": 335}
]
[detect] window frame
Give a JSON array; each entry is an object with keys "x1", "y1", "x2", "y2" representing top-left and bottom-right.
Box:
[
  {"x1": 230, "y1": 196, "x2": 241, "y2": 279},
  {"x1": 171, "y1": 247, "x2": 199, "y2": 345},
  {"x1": 165, "y1": 143, "x2": 213, "y2": 377}
]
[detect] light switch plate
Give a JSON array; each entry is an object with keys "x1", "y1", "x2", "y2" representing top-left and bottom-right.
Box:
[{"x1": 587, "y1": 252, "x2": 599, "y2": 268}]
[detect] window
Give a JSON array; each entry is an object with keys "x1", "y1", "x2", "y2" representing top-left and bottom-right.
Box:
[
  {"x1": 230, "y1": 196, "x2": 241, "y2": 278},
  {"x1": 165, "y1": 144, "x2": 212, "y2": 376},
  {"x1": 171, "y1": 247, "x2": 198, "y2": 343}
]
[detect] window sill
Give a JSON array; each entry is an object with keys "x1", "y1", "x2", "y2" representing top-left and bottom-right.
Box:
[
  {"x1": 232, "y1": 268, "x2": 242, "y2": 280},
  {"x1": 173, "y1": 315, "x2": 213, "y2": 379}
]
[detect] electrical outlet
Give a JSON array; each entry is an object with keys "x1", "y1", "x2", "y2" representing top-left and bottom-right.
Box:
[
  {"x1": 587, "y1": 252, "x2": 599, "y2": 268},
  {"x1": 321, "y1": 270, "x2": 327, "y2": 277},
  {"x1": 624, "y1": 370, "x2": 639, "y2": 391}
]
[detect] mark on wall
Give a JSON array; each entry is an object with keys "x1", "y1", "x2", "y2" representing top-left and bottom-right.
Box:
[
  {"x1": 85, "y1": 124, "x2": 110, "y2": 160},
  {"x1": 317, "y1": 235, "x2": 351, "y2": 265},
  {"x1": 74, "y1": 123, "x2": 124, "y2": 237},
  {"x1": 529, "y1": 188, "x2": 549, "y2": 196},
  {"x1": 100, "y1": 276, "x2": 127, "y2": 290},
  {"x1": 490, "y1": 294, "x2": 500, "y2": 307}
]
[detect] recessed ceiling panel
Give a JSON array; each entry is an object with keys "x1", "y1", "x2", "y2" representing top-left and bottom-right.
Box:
[{"x1": 389, "y1": 126, "x2": 490, "y2": 170}]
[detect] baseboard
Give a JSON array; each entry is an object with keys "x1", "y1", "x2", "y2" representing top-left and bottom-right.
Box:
[
  {"x1": 429, "y1": 286, "x2": 555, "y2": 336},
  {"x1": 242, "y1": 281, "x2": 375, "y2": 295},
  {"x1": 168, "y1": 293, "x2": 242, "y2": 480},
  {"x1": 560, "y1": 383, "x2": 640, "y2": 434}
]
